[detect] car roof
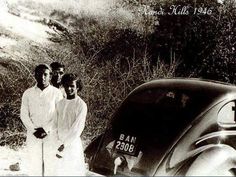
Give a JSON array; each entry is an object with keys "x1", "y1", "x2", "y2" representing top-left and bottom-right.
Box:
[{"x1": 129, "y1": 78, "x2": 236, "y2": 97}]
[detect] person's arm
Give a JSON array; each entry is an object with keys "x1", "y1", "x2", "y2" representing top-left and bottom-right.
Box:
[
  {"x1": 51, "y1": 104, "x2": 61, "y2": 142},
  {"x1": 61, "y1": 101, "x2": 87, "y2": 148},
  {"x1": 44, "y1": 91, "x2": 63, "y2": 133},
  {"x1": 51, "y1": 107, "x2": 58, "y2": 134},
  {"x1": 20, "y1": 91, "x2": 36, "y2": 133},
  {"x1": 56, "y1": 90, "x2": 63, "y2": 103}
]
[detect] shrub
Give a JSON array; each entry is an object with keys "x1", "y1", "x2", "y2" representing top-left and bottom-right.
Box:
[{"x1": 0, "y1": 60, "x2": 34, "y2": 149}]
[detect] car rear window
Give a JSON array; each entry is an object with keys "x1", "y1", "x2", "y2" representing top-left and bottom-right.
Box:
[{"x1": 112, "y1": 88, "x2": 219, "y2": 148}]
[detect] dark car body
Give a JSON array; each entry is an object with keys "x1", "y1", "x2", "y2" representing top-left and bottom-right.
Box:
[{"x1": 85, "y1": 79, "x2": 236, "y2": 176}]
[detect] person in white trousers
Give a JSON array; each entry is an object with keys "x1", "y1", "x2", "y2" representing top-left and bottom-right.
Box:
[
  {"x1": 20, "y1": 64, "x2": 63, "y2": 176},
  {"x1": 53, "y1": 73, "x2": 87, "y2": 176}
]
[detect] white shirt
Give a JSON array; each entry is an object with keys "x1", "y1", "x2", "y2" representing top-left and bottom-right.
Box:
[
  {"x1": 54, "y1": 95, "x2": 87, "y2": 147},
  {"x1": 20, "y1": 85, "x2": 63, "y2": 133},
  {"x1": 59, "y1": 86, "x2": 67, "y2": 98}
]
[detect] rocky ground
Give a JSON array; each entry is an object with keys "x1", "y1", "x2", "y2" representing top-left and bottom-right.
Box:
[
  {"x1": 0, "y1": 146, "x2": 95, "y2": 176},
  {"x1": 0, "y1": 146, "x2": 28, "y2": 176}
]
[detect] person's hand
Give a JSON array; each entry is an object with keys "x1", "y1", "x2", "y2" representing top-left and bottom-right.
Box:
[
  {"x1": 35, "y1": 127, "x2": 47, "y2": 138},
  {"x1": 58, "y1": 144, "x2": 64, "y2": 152},
  {"x1": 56, "y1": 154, "x2": 63, "y2": 159},
  {"x1": 33, "y1": 128, "x2": 47, "y2": 139}
]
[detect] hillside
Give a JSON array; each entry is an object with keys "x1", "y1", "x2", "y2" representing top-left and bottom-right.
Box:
[{"x1": 0, "y1": 2, "x2": 55, "y2": 63}]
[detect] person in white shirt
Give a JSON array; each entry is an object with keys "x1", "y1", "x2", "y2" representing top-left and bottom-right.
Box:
[
  {"x1": 20, "y1": 64, "x2": 63, "y2": 176},
  {"x1": 53, "y1": 73, "x2": 87, "y2": 176}
]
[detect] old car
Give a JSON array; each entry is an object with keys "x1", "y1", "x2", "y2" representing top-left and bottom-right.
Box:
[{"x1": 85, "y1": 78, "x2": 236, "y2": 176}]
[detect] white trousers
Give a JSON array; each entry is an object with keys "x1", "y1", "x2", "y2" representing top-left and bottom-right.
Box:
[
  {"x1": 54, "y1": 138, "x2": 86, "y2": 176},
  {"x1": 26, "y1": 132, "x2": 55, "y2": 176}
]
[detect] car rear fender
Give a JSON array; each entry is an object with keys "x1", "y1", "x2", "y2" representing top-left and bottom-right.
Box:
[
  {"x1": 185, "y1": 144, "x2": 236, "y2": 176},
  {"x1": 84, "y1": 133, "x2": 104, "y2": 161}
]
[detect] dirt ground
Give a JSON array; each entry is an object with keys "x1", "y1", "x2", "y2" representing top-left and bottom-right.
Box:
[
  {"x1": 0, "y1": 146, "x2": 28, "y2": 176},
  {"x1": 0, "y1": 145, "x2": 95, "y2": 176}
]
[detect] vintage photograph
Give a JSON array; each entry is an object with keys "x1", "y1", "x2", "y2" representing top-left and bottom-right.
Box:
[{"x1": 0, "y1": 0, "x2": 236, "y2": 176}]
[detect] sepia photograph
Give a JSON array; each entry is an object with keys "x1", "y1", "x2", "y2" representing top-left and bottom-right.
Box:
[{"x1": 0, "y1": 0, "x2": 236, "y2": 176}]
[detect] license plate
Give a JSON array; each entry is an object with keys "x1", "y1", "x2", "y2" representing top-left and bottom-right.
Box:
[{"x1": 114, "y1": 133, "x2": 139, "y2": 156}]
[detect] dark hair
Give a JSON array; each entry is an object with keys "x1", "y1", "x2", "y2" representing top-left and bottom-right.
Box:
[
  {"x1": 61, "y1": 73, "x2": 83, "y2": 91},
  {"x1": 34, "y1": 64, "x2": 51, "y2": 75},
  {"x1": 50, "y1": 62, "x2": 65, "y2": 70}
]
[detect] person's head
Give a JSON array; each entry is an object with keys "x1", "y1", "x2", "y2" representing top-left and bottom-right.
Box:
[
  {"x1": 50, "y1": 62, "x2": 65, "y2": 88},
  {"x1": 61, "y1": 73, "x2": 83, "y2": 99},
  {"x1": 34, "y1": 64, "x2": 51, "y2": 89}
]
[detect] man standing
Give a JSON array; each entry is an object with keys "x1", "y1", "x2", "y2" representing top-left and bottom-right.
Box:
[
  {"x1": 20, "y1": 64, "x2": 63, "y2": 176},
  {"x1": 53, "y1": 73, "x2": 87, "y2": 176},
  {"x1": 50, "y1": 62, "x2": 65, "y2": 89}
]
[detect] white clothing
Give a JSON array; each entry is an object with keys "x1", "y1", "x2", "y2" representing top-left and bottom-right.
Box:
[
  {"x1": 59, "y1": 86, "x2": 67, "y2": 98},
  {"x1": 53, "y1": 95, "x2": 87, "y2": 176},
  {"x1": 20, "y1": 85, "x2": 63, "y2": 176}
]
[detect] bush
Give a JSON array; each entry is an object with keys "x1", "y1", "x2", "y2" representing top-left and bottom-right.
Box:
[
  {"x1": 0, "y1": 60, "x2": 34, "y2": 149},
  {"x1": 199, "y1": 1, "x2": 236, "y2": 83},
  {"x1": 146, "y1": 0, "x2": 236, "y2": 82}
]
